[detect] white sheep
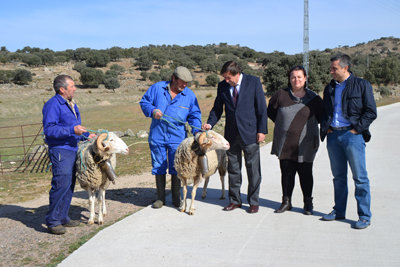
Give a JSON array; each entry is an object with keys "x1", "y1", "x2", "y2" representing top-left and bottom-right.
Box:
[
  {"x1": 76, "y1": 132, "x2": 129, "y2": 225},
  {"x1": 174, "y1": 130, "x2": 230, "y2": 215}
]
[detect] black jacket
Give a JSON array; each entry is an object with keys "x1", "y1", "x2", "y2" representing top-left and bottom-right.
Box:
[
  {"x1": 320, "y1": 74, "x2": 377, "y2": 142},
  {"x1": 207, "y1": 73, "x2": 268, "y2": 145}
]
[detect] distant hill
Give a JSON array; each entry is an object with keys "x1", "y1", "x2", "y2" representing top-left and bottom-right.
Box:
[{"x1": 326, "y1": 36, "x2": 400, "y2": 56}]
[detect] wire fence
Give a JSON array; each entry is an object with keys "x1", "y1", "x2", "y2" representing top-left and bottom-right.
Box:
[{"x1": 0, "y1": 123, "x2": 50, "y2": 174}]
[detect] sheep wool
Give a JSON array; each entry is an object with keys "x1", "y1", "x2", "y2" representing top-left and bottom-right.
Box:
[{"x1": 76, "y1": 140, "x2": 111, "y2": 190}]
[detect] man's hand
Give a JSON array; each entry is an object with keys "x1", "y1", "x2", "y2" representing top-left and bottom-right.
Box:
[
  {"x1": 74, "y1": 125, "x2": 87, "y2": 135},
  {"x1": 257, "y1": 133, "x2": 265, "y2": 143},
  {"x1": 152, "y1": 109, "x2": 162, "y2": 120},
  {"x1": 350, "y1": 129, "x2": 358, "y2": 134},
  {"x1": 202, "y1": 123, "x2": 212, "y2": 130},
  {"x1": 88, "y1": 133, "x2": 96, "y2": 139}
]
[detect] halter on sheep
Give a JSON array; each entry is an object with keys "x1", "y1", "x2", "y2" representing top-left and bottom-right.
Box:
[{"x1": 76, "y1": 132, "x2": 129, "y2": 225}]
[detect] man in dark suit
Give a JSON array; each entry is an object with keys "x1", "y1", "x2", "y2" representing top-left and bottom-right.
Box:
[{"x1": 203, "y1": 61, "x2": 268, "y2": 213}]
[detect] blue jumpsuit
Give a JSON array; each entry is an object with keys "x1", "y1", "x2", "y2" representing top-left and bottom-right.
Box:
[
  {"x1": 42, "y1": 94, "x2": 88, "y2": 227},
  {"x1": 140, "y1": 81, "x2": 202, "y2": 175}
]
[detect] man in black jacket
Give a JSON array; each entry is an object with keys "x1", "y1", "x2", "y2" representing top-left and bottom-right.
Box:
[
  {"x1": 320, "y1": 54, "x2": 377, "y2": 229},
  {"x1": 203, "y1": 61, "x2": 268, "y2": 214}
]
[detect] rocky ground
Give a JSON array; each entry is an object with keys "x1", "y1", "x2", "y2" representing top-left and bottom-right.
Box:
[{"x1": 0, "y1": 172, "x2": 161, "y2": 266}]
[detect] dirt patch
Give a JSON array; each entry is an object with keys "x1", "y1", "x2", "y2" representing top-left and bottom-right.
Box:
[{"x1": 0, "y1": 172, "x2": 161, "y2": 266}]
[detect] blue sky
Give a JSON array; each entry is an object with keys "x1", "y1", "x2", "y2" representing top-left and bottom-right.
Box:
[{"x1": 1, "y1": 0, "x2": 399, "y2": 54}]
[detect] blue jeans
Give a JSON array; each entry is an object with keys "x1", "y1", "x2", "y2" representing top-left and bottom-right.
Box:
[
  {"x1": 46, "y1": 148, "x2": 77, "y2": 227},
  {"x1": 327, "y1": 130, "x2": 371, "y2": 220}
]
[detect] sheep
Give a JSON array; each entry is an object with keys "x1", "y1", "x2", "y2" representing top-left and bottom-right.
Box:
[
  {"x1": 76, "y1": 132, "x2": 129, "y2": 225},
  {"x1": 174, "y1": 130, "x2": 230, "y2": 215}
]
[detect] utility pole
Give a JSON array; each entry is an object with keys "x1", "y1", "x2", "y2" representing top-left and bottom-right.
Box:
[{"x1": 303, "y1": 0, "x2": 309, "y2": 75}]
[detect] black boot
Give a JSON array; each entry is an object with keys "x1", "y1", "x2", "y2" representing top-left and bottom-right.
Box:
[
  {"x1": 274, "y1": 196, "x2": 292, "y2": 213},
  {"x1": 152, "y1": 175, "x2": 166, "y2": 208},
  {"x1": 171, "y1": 174, "x2": 181, "y2": 208},
  {"x1": 303, "y1": 197, "x2": 313, "y2": 215}
]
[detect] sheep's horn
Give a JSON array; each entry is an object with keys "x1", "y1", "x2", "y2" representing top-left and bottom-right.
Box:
[
  {"x1": 96, "y1": 133, "x2": 109, "y2": 151},
  {"x1": 197, "y1": 132, "x2": 207, "y2": 145},
  {"x1": 198, "y1": 131, "x2": 212, "y2": 149}
]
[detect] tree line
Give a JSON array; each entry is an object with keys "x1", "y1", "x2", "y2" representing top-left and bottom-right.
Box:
[{"x1": 0, "y1": 37, "x2": 399, "y2": 95}]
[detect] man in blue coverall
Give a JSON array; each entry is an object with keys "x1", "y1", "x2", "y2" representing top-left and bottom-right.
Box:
[
  {"x1": 140, "y1": 66, "x2": 202, "y2": 209},
  {"x1": 43, "y1": 75, "x2": 95, "y2": 235}
]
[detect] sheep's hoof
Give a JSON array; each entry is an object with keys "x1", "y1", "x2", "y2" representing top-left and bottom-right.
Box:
[
  {"x1": 201, "y1": 195, "x2": 206, "y2": 199},
  {"x1": 189, "y1": 210, "x2": 195, "y2": 215},
  {"x1": 180, "y1": 208, "x2": 185, "y2": 213},
  {"x1": 220, "y1": 196, "x2": 226, "y2": 200},
  {"x1": 98, "y1": 220, "x2": 104, "y2": 225},
  {"x1": 88, "y1": 220, "x2": 94, "y2": 225}
]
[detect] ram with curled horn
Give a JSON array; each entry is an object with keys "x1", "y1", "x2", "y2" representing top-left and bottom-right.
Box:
[{"x1": 76, "y1": 132, "x2": 129, "y2": 225}]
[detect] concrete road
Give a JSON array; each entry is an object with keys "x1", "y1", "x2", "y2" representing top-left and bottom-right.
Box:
[{"x1": 60, "y1": 103, "x2": 400, "y2": 267}]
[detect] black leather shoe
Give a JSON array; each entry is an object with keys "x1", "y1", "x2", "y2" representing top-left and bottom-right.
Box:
[
  {"x1": 248, "y1": 205, "x2": 259, "y2": 214},
  {"x1": 223, "y1": 203, "x2": 241, "y2": 211}
]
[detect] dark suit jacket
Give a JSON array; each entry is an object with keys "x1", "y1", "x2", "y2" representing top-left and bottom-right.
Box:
[{"x1": 207, "y1": 73, "x2": 268, "y2": 145}]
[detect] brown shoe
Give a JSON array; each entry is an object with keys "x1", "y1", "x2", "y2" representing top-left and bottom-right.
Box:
[
  {"x1": 248, "y1": 205, "x2": 259, "y2": 214},
  {"x1": 63, "y1": 220, "x2": 81, "y2": 227},
  {"x1": 223, "y1": 203, "x2": 241, "y2": 211},
  {"x1": 48, "y1": 225, "x2": 66, "y2": 235}
]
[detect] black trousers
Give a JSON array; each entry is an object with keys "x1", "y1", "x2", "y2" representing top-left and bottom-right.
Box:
[
  {"x1": 227, "y1": 135, "x2": 262, "y2": 206},
  {"x1": 279, "y1": 159, "x2": 313, "y2": 199}
]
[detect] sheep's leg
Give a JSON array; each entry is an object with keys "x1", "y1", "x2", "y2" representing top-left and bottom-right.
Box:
[
  {"x1": 88, "y1": 190, "x2": 96, "y2": 225},
  {"x1": 101, "y1": 188, "x2": 107, "y2": 217},
  {"x1": 220, "y1": 174, "x2": 226, "y2": 200},
  {"x1": 180, "y1": 180, "x2": 187, "y2": 213},
  {"x1": 189, "y1": 178, "x2": 200, "y2": 215},
  {"x1": 98, "y1": 188, "x2": 104, "y2": 225},
  {"x1": 202, "y1": 176, "x2": 210, "y2": 199}
]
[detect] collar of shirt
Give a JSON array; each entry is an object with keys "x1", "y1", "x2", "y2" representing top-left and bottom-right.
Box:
[
  {"x1": 334, "y1": 73, "x2": 352, "y2": 86},
  {"x1": 230, "y1": 73, "x2": 243, "y2": 96}
]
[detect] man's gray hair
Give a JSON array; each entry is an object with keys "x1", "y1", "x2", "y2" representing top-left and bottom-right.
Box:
[
  {"x1": 53, "y1": 74, "x2": 73, "y2": 94},
  {"x1": 331, "y1": 53, "x2": 351, "y2": 70}
]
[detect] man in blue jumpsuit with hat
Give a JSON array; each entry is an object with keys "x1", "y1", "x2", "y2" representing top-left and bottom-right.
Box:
[{"x1": 140, "y1": 66, "x2": 202, "y2": 208}]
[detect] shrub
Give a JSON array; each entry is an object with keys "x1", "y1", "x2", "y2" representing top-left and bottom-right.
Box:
[
  {"x1": 22, "y1": 54, "x2": 42, "y2": 66},
  {"x1": 105, "y1": 69, "x2": 119, "y2": 79},
  {"x1": 159, "y1": 69, "x2": 173, "y2": 81},
  {"x1": 13, "y1": 69, "x2": 32, "y2": 85},
  {"x1": 80, "y1": 68, "x2": 104, "y2": 88},
  {"x1": 73, "y1": 62, "x2": 87, "y2": 73},
  {"x1": 0, "y1": 70, "x2": 15, "y2": 83},
  {"x1": 86, "y1": 51, "x2": 110, "y2": 67},
  {"x1": 149, "y1": 72, "x2": 161, "y2": 82},
  {"x1": 205, "y1": 74, "x2": 220, "y2": 86},
  {"x1": 140, "y1": 71, "x2": 148, "y2": 81},
  {"x1": 109, "y1": 64, "x2": 125, "y2": 74},
  {"x1": 104, "y1": 77, "x2": 120, "y2": 90}
]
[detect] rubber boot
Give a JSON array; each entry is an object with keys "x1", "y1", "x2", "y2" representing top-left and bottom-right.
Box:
[
  {"x1": 171, "y1": 174, "x2": 181, "y2": 208},
  {"x1": 152, "y1": 174, "x2": 166, "y2": 209},
  {"x1": 303, "y1": 197, "x2": 313, "y2": 215},
  {"x1": 274, "y1": 196, "x2": 292, "y2": 213}
]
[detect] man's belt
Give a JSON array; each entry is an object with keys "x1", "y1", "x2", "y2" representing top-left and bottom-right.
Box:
[{"x1": 330, "y1": 126, "x2": 352, "y2": 131}]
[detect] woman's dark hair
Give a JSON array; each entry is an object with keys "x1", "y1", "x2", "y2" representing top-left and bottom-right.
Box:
[{"x1": 287, "y1": 65, "x2": 307, "y2": 88}]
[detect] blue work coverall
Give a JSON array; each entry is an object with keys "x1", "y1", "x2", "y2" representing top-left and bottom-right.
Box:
[
  {"x1": 42, "y1": 94, "x2": 88, "y2": 227},
  {"x1": 140, "y1": 81, "x2": 202, "y2": 175}
]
